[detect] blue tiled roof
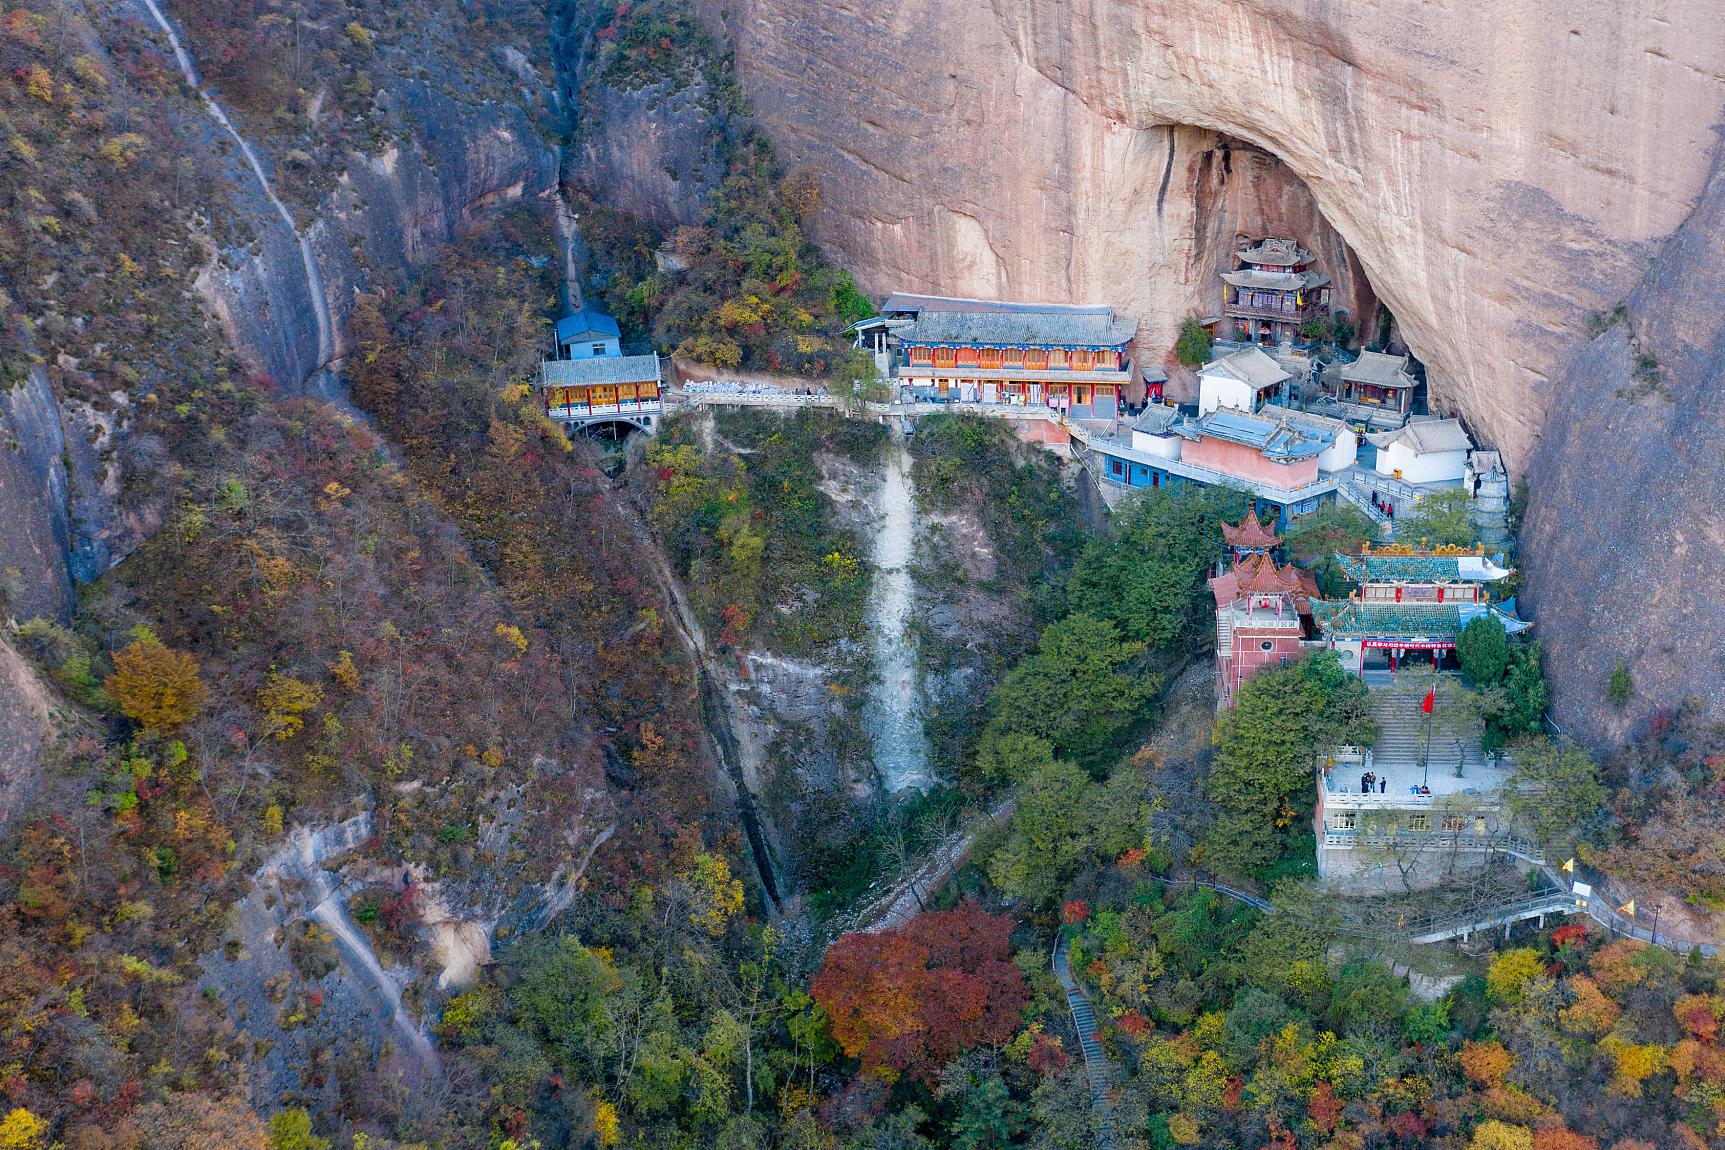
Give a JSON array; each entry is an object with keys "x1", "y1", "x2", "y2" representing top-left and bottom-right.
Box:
[
  {"x1": 556, "y1": 306, "x2": 621, "y2": 342},
  {"x1": 1196, "y1": 408, "x2": 1333, "y2": 461}
]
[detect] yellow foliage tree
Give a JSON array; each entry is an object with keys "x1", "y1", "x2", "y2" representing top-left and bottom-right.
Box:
[
  {"x1": 495, "y1": 622, "x2": 529, "y2": 655},
  {"x1": 258, "y1": 673, "x2": 323, "y2": 740},
  {"x1": 1486, "y1": 948, "x2": 1545, "y2": 1003},
  {"x1": 1601, "y1": 1035, "x2": 1667, "y2": 1098},
  {"x1": 1468, "y1": 1120, "x2": 1535, "y2": 1150},
  {"x1": 684, "y1": 852, "x2": 744, "y2": 936},
  {"x1": 0, "y1": 1109, "x2": 47, "y2": 1150},
  {"x1": 106, "y1": 637, "x2": 207, "y2": 731},
  {"x1": 593, "y1": 1099, "x2": 620, "y2": 1147},
  {"x1": 1558, "y1": 975, "x2": 1622, "y2": 1037}
]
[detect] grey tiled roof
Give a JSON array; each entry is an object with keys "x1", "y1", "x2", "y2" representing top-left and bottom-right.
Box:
[
  {"x1": 1221, "y1": 269, "x2": 1332, "y2": 292},
  {"x1": 1367, "y1": 417, "x2": 1472, "y2": 455},
  {"x1": 541, "y1": 354, "x2": 662, "y2": 387},
  {"x1": 1202, "y1": 346, "x2": 1292, "y2": 388},
  {"x1": 1236, "y1": 237, "x2": 1312, "y2": 266},
  {"x1": 1340, "y1": 350, "x2": 1416, "y2": 388},
  {"x1": 889, "y1": 297, "x2": 1137, "y2": 347}
]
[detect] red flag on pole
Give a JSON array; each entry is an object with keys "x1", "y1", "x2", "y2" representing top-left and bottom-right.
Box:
[{"x1": 1421, "y1": 688, "x2": 1435, "y2": 714}]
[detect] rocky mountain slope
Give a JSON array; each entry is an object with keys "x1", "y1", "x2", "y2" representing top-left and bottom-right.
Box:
[{"x1": 691, "y1": 0, "x2": 1725, "y2": 738}]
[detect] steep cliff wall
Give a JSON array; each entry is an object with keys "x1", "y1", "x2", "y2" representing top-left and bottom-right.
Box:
[
  {"x1": 0, "y1": 365, "x2": 72, "y2": 623},
  {"x1": 1522, "y1": 141, "x2": 1725, "y2": 745},
  {"x1": 702, "y1": 0, "x2": 1725, "y2": 467},
  {"x1": 198, "y1": 82, "x2": 561, "y2": 391}
]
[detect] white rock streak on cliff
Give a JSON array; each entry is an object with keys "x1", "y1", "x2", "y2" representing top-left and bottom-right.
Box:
[
  {"x1": 865, "y1": 428, "x2": 933, "y2": 792},
  {"x1": 137, "y1": 0, "x2": 335, "y2": 375}
]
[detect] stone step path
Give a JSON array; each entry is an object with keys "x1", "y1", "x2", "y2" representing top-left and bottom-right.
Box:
[
  {"x1": 1053, "y1": 936, "x2": 1117, "y2": 1150},
  {"x1": 1338, "y1": 479, "x2": 1394, "y2": 535}
]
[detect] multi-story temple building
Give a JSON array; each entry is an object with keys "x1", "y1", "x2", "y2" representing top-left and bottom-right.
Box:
[
  {"x1": 1311, "y1": 544, "x2": 1525, "y2": 676},
  {"x1": 878, "y1": 294, "x2": 1136, "y2": 419},
  {"x1": 537, "y1": 305, "x2": 662, "y2": 435},
  {"x1": 1208, "y1": 515, "x2": 1321, "y2": 708},
  {"x1": 1221, "y1": 237, "x2": 1332, "y2": 347}
]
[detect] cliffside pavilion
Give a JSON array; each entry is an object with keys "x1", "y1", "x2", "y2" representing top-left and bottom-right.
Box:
[
  {"x1": 1328, "y1": 350, "x2": 1418, "y2": 428},
  {"x1": 876, "y1": 293, "x2": 1135, "y2": 418},
  {"x1": 538, "y1": 303, "x2": 662, "y2": 435},
  {"x1": 1221, "y1": 237, "x2": 1332, "y2": 347},
  {"x1": 1209, "y1": 515, "x2": 1322, "y2": 708}
]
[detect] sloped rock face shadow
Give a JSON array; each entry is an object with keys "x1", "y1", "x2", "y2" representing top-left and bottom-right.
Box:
[
  {"x1": 1522, "y1": 138, "x2": 1725, "y2": 743},
  {"x1": 0, "y1": 364, "x2": 73, "y2": 622},
  {"x1": 199, "y1": 83, "x2": 561, "y2": 392}
]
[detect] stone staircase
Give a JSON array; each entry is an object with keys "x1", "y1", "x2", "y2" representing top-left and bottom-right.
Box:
[
  {"x1": 1053, "y1": 936, "x2": 1117, "y2": 1150},
  {"x1": 1366, "y1": 687, "x2": 1492, "y2": 773},
  {"x1": 1337, "y1": 479, "x2": 1393, "y2": 535}
]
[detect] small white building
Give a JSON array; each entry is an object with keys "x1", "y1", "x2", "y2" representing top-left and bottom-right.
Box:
[
  {"x1": 1198, "y1": 346, "x2": 1292, "y2": 416},
  {"x1": 555, "y1": 307, "x2": 622, "y2": 360},
  {"x1": 1368, "y1": 417, "x2": 1472, "y2": 484},
  {"x1": 1129, "y1": 403, "x2": 1185, "y2": 459}
]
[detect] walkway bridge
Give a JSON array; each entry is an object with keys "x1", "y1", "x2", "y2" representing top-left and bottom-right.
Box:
[{"x1": 1184, "y1": 869, "x2": 1719, "y2": 956}]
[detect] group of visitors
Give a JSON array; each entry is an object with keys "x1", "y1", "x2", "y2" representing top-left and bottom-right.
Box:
[
  {"x1": 1360, "y1": 771, "x2": 1388, "y2": 794},
  {"x1": 1371, "y1": 491, "x2": 1398, "y2": 519}
]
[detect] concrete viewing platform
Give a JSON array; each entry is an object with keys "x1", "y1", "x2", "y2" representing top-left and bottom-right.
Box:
[{"x1": 1321, "y1": 681, "x2": 1515, "y2": 810}]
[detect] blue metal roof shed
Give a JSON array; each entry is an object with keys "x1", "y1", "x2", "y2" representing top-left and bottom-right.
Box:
[{"x1": 556, "y1": 307, "x2": 622, "y2": 344}]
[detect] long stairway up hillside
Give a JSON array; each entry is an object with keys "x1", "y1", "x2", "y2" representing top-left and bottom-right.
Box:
[{"x1": 1054, "y1": 937, "x2": 1116, "y2": 1150}]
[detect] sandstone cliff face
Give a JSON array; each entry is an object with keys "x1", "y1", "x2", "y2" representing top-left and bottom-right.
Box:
[{"x1": 702, "y1": 0, "x2": 1725, "y2": 467}]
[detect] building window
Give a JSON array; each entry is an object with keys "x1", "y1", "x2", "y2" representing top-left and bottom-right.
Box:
[
  {"x1": 1475, "y1": 817, "x2": 1488, "y2": 836},
  {"x1": 1408, "y1": 814, "x2": 1430, "y2": 833},
  {"x1": 1110, "y1": 459, "x2": 1124, "y2": 477},
  {"x1": 1260, "y1": 640, "x2": 1275, "y2": 652},
  {"x1": 1333, "y1": 812, "x2": 1356, "y2": 831},
  {"x1": 1441, "y1": 816, "x2": 1466, "y2": 834},
  {"x1": 591, "y1": 343, "x2": 606, "y2": 356}
]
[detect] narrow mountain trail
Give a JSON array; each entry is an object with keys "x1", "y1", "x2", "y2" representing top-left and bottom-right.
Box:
[
  {"x1": 1054, "y1": 935, "x2": 1117, "y2": 1150},
  {"x1": 853, "y1": 797, "x2": 1015, "y2": 933}
]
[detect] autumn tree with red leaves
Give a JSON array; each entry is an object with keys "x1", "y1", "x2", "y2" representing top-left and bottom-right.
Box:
[{"x1": 812, "y1": 901, "x2": 1028, "y2": 1082}]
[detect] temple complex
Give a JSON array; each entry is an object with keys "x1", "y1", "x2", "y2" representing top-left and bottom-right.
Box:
[
  {"x1": 864, "y1": 293, "x2": 1135, "y2": 418},
  {"x1": 538, "y1": 304, "x2": 662, "y2": 435},
  {"x1": 1221, "y1": 237, "x2": 1332, "y2": 347},
  {"x1": 1209, "y1": 515, "x2": 1322, "y2": 707},
  {"x1": 1089, "y1": 401, "x2": 1357, "y2": 528},
  {"x1": 1200, "y1": 533, "x2": 1543, "y2": 888}
]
